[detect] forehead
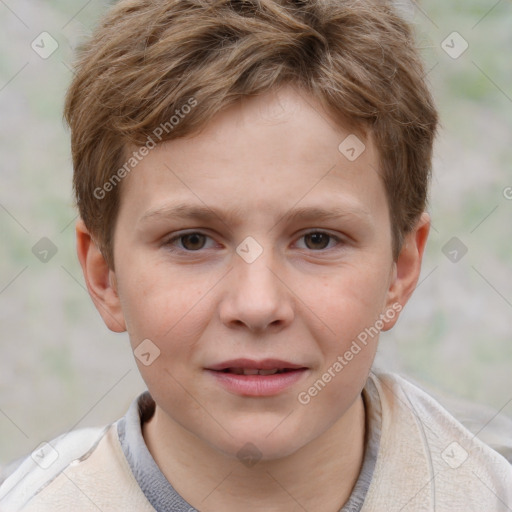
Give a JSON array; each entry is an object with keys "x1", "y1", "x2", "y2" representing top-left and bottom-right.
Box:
[{"x1": 117, "y1": 86, "x2": 386, "y2": 223}]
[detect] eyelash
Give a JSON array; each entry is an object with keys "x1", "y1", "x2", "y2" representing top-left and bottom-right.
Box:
[{"x1": 162, "y1": 230, "x2": 345, "y2": 253}]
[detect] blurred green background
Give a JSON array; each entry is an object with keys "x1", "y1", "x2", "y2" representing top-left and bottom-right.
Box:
[{"x1": 1, "y1": 0, "x2": 511, "y2": 465}]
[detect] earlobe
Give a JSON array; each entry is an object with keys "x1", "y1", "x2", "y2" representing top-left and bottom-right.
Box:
[
  {"x1": 381, "y1": 212, "x2": 430, "y2": 332},
  {"x1": 75, "y1": 219, "x2": 126, "y2": 333}
]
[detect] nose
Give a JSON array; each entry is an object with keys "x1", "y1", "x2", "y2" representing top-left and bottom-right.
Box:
[{"x1": 218, "y1": 246, "x2": 294, "y2": 334}]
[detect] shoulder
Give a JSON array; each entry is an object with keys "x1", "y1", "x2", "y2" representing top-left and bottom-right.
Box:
[
  {"x1": 374, "y1": 371, "x2": 512, "y2": 462},
  {"x1": 0, "y1": 425, "x2": 109, "y2": 511},
  {"x1": 363, "y1": 372, "x2": 512, "y2": 511},
  {"x1": 0, "y1": 422, "x2": 154, "y2": 512}
]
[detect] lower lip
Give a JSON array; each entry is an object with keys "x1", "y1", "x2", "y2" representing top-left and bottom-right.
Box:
[{"x1": 205, "y1": 369, "x2": 308, "y2": 397}]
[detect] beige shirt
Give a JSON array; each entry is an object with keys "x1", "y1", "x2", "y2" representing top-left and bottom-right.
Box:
[{"x1": 1, "y1": 372, "x2": 511, "y2": 511}]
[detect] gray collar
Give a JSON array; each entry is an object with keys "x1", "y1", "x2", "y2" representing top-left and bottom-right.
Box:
[{"x1": 117, "y1": 377, "x2": 381, "y2": 511}]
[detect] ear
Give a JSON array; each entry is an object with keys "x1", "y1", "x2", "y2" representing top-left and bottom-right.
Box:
[
  {"x1": 381, "y1": 212, "x2": 430, "y2": 331},
  {"x1": 75, "y1": 219, "x2": 126, "y2": 333}
]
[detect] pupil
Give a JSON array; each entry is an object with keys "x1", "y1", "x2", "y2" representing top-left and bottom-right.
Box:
[
  {"x1": 306, "y1": 233, "x2": 329, "y2": 250},
  {"x1": 183, "y1": 233, "x2": 205, "y2": 250}
]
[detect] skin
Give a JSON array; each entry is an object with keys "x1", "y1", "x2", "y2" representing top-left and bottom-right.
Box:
[{"x1": 77, "y1": 85, "x2": 429, "y2": 511}]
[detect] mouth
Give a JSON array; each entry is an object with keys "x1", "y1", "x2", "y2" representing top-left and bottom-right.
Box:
[
  {"x1": 217, "y1": 368, "x2": 300, "y2": 376},
  {"x1": 205, "y1": 359, "x2": 309, "y2": 396},
  {"x1": 206, "y1": 358, "x2": 307, "y2": 374}
]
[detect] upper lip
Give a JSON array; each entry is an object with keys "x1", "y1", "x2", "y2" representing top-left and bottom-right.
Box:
[{"x1": 206, "y1": 358, "x2": 307, "y2": 371}]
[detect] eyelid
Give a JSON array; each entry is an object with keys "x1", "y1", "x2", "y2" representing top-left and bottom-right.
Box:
[
  {"x1": 162, "y1": 228, "x2": 346, "y2": 253},
  {"x1": 294, "y1": 229, "x2": 345, "y2": 250},
  {"x1": 162, "y1": 230, "x2": 218, "y2": 250}
]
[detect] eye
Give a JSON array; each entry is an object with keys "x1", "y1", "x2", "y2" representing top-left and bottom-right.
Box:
[
  {"x1": 163, "y1": 231, "x2": 216, "y2": 251},
  {"x1": 163, "y1": 230, "x2": 344, "y2": 253},
  {"x1": 296, "y1": 231, "x2": 343, "y2": 251}
]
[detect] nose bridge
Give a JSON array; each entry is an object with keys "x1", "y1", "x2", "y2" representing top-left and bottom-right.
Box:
[
  {"x1": 219, "y1": 239, "x2": 293, "y2": 331},
  {"x1": 234, "y1": 238, "x2": 282, "y2": 300}
]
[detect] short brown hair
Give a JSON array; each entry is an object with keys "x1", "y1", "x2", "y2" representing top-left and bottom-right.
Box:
[{"x1": 64, "y1": 0, "x2": 438, "y2": 269}]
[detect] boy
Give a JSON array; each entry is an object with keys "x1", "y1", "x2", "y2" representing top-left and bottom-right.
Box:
[{"x1": 1, "y1": 0, "x2": 511, "y2": 510}]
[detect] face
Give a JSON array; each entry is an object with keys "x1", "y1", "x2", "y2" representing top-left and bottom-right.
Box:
[{"x1": 85, "y1": 85, "x2": 426, "y2": 461}]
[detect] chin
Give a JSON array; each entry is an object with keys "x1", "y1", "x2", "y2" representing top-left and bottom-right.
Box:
[{"x1": 206, "y1": 422, "x2": 311, "y2": 464}]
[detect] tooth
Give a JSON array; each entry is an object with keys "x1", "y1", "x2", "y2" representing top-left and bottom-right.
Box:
[
  {"x1": 242, "y1": 369, "x2": 259, "y2": 375},
  {"x1": 258, "y1": 369, "x2": 279, "y2": 375}
]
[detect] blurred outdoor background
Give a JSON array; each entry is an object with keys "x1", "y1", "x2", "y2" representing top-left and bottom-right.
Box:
[{"x1": 1, "y1": 0, "x2": 511, "y2": 465}]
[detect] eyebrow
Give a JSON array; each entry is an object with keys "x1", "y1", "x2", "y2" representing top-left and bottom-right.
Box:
[{"x1": 138, "y1": 202, "x2": 371, "y2": 229}]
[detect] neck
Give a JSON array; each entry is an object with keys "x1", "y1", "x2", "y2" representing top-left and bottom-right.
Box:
[{"x1": 142, "y1": 396, "x2": 366, "y2": 512}]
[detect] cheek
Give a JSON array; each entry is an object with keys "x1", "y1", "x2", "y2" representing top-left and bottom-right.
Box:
[
  {"x1": 312, "y1": 265, "x2": 390, "y2": 343},
  {"x1": 117, "y1": 260, "x2": 214, "y2": 346},
  {"x1": 297, "y1": 275, "x2": 383, "y2": 424}
]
